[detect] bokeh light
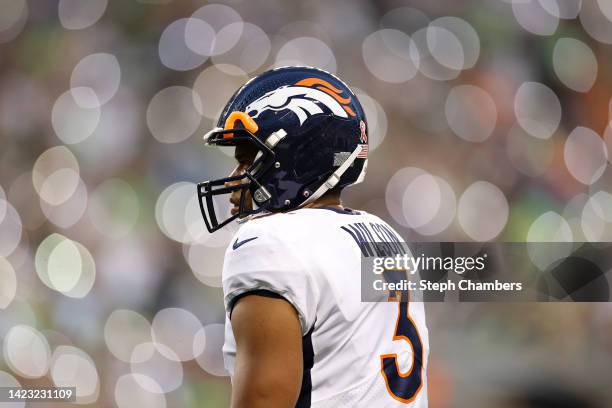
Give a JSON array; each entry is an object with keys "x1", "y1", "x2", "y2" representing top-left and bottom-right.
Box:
[
  {"x1": 193, "y1": 64, "x2": 248, "y2": 119},
  {"x1": 40, "y1": 177, "x2": 88, "y2": 229},
  {"x1": 35, "y1": 233, "x2": 96, "y2": 298},
  {"x1": 553, "y1": 37, "x2": 597, "y2": 92},
  {"x1": 115, "y1": 373, "x2": 166, "y2": 408},
  {"x1": 147, "y1": 86, "x2": 202, "y2": 144},
  {"x1": 276, "y1": 37, "x2": 337, "y2": 73},
  {"x1": 104, "y1": 309, "x2": 152, "y2": 363},
  {"x1": 0, "y1": 257, "x2": 17, "y2": 309},
  {"x1": 188, "y1": 4, "x2": 243, "y2": 56},
  {"x1": 458, "y1": 181, "x2": 509, "y2": 240},
  {"x1": 159, "y1": 18, "x2": 208, "y2": 71},
  {"x1": 32, "y1": 146, "x2": 81, "y2": 205},
  {"x1": 151, "y1": 308, "x2": 203, "y2": 362},
  {"x1": 0, "y1": 370, "x2": 24, "y2": 408},
  {"x1": 194, "y1": 323, "x2": 228, "y2": 377},
  {"x1": 58, "y1": 0, "x2": 108, "y2": 30},
  {"x1": 2, "y1": 325, "x2": 51, "y2": 378},
  {"x1": 0, "y1": 200, "x2": 22, "y2": 257},
  {"x1": 130, "y1": 342, "x2": 183, "y2": 393},
  {"x1": 70, "y1": 53, "x2": 121, "y2": 108},
  {"x1": 50, "y1": 346, "x2": 99, "y2": 404},
  {"x1": 211, "y1": 23, "x2": 271, "y2": 73},
  {"x1": 0, "y1": 0, "x2": 27, "y2": 43},
  {"x1": 527, "y1": 211, "x2": 574, "y2": 270},
  {"x1": 514, "y1": 82, "x2": 562, "y2": 140},
  {"x1": 445, "y1": 84, "x2": 497, "y2": 142},
  {"x1": 563, "y1": 126, "x2": 608, "y2": 185},
  {"x1": 512, "y1": 0, "x2": 560, "y2": 35},
  {"x1": 362, "y1": 29, "x2": 418, "y2": 83}
]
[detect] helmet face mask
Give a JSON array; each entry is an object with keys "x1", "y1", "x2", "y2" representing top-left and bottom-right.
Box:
[
  {"x1": 197, "y1": 128, "x2": 275, "y2": 232},
  {"x1": 197, "y1": 66, "x2": 369, "y2": 233}
]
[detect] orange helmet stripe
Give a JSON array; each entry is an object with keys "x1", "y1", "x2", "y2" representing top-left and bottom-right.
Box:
[
  {"x1": 295, "y1": 77, "x2": 343, "y2": 93},
  {"x1": 223, "y1": 111, "x2": 259, "y2": 138}
]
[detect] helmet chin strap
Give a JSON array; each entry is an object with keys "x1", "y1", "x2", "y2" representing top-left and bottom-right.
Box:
[{"x1": 300, "y1": 144, "x2": 364, "y2": 208}]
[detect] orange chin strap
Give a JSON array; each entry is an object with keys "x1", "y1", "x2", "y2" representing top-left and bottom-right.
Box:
[{"x1": 223, "y1": 111, "x2": 259, "y2": 138}]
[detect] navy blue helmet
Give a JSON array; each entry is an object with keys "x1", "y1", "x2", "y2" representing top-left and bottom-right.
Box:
[{"x1": 197, "y1": 66, "x2": 369, "y2": 232}]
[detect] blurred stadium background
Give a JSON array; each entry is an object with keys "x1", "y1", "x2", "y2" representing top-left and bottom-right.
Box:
[{"x1": 0, "y1": 0, "x2": 612, "y2": 407}]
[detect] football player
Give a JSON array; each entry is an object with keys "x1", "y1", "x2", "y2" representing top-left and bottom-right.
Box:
[{"x1": 197, "y1": 66, "x2": 429, "y2": 407}]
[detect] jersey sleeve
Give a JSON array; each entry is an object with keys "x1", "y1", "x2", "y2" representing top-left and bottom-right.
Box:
[{"x1": 222, "y1": 218, "x2": 319, "y2": 335}]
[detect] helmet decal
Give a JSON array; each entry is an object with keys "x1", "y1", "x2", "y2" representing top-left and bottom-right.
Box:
[{"x1": 244, "y1": 77, "x2": 356, "y2": 125}]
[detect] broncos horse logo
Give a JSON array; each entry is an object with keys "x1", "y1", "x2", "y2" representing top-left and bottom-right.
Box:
[{"x1": 244, "y1": 78, "x2": 356, "y2": 126}]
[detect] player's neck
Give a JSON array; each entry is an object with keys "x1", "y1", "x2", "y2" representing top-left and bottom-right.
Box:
[{"x1": 304, "y1": 191, "x2": 342, "y2": 209}]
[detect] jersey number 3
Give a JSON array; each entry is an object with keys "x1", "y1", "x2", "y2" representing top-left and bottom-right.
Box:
[{"x1": 380, "y1": 291, "x2": 424, "y2": 403}]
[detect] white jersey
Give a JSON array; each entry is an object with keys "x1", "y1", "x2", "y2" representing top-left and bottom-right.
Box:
[{"x1": 222, "y1": 207, "x2": 429, "y2": 407}]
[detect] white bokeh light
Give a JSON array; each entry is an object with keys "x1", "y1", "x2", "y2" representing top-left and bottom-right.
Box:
[
  {"x1": 35, "y1": 234, "x2": 96, "y2": 298},
  {"x1": 553, "y1": 38, "x2": 597, "y2": 92},
  {"x1": 130, "y1": 342, "x2": 183, "y2": 393},
  {"x1": 445, "y1": 84, "x2": 497, "y2": 142},
  {"x1": 147, "y1": 86, "x2": 202, "y2": 144},
  {"x1": 71, "y1": 53, "x2": 121, "y2": 108},
  {"x1": 186, "y1": 243, "x2": 225, "y2": 288},
  {"x1": 362, "y1": 29, "x2": 418, "y2": 83},
  {"x1": 413, "y1": 176, "x2": 457, "y2": 236},
  {"x1": 581, "y1": 191, "x2": 612, "y2": 241},
  {"x1": 580, "y1": 1, "x2": 612, "y2": 44},
  {"x1": 410, "y1": 27, "x2": 461, "y2": 81},
  {"x1": 276, "y1": 37, "x2": 337, "y2": 73},
  {"x1": 52, "y1": 88, "x2": 101, "y2": 144},
  {"x1": 458, "y1": 181, "x2": 509, "y2": 240},
  {"x1": 3, "y1": 325, "x2": 51, "y2": 378},
  {"x1": 401, "y1": 173, "x2": 441, "y2": 229},
  {"x1": 512, "y1": 0, "x2": 559, "y2": 36},
  {"x1": 115, "y1": 374, "x2": 166, "y2": 408},
  {"x1": 541, "y1": 0, "x2": 582, "y2": 19},
  {"x1": 50, "y1": 346, "x2": 99, "y2": 404},
  {"x1": 0, "y1": 0, "x2": 27, "y2": 44},
  {"x1": 211, "y1": 23, "x2": 271, "y2": 73},
  {"x1": 159, "y1": 18, "x2": 208, "y2": 71},
  {"x1": 0, "y1": 370, "x2": 24, "y2": 408},
  {"x1": 386, "y1": 167, "x2": 427, "y2": 228},
  {"x1": 187, "y1": 4, "x2": 243, "y2": 56},
  {"x1": 0, "y1": 201, "x2": 22, "y2": 258},
  {"x1": 40, "y1": 177, "x2": 88, "y2": 229},
  {"x1": 104, "y1": 309, "x2": 152, "y2": 363},
  {"x1": 430, "y1": 17, "x2": 480, "y2": 70},
  {"x1": 151, "y1": 308, "x2": 203, "y2": 362},
  {"x1": 193, "y1": 64, "x2": 248, "y2": 119},
  {"x1": 58, "y1": 0, "x2": 107, "y2": 30},
  {"x1": 194, "y1": 323, "x2": 229, "y2": 376},
  {"x1": 514, "y1": 82, "x2": 561, "y2": 140},
  {"x1": 32, "y1": 146, "x2": 81, "y2": 205},
  {"x1": 527, "y1": 211, "x2": 574, "y2": 270},
  {"x1": 0, "y1": 257, "x2": 17, "y2": 309},
  {"x1": 564, "y1": 126, "x2": 608, "y2": 185}
]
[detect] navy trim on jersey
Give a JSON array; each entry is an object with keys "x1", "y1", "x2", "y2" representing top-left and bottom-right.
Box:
[
  {"x1": 316, "y1": 206, "x2": 360, "y2": 215},
  {"x1": 228, "y1": 289, "x2": 285, "y2": 319},
  {"x1": 296, "y1": 326, "x2": 315, "y2": 408}
]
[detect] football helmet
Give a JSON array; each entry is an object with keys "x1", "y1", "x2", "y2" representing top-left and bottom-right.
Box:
[{"x1": 197, "y1": 66, "x2": 369, "y2": 232}]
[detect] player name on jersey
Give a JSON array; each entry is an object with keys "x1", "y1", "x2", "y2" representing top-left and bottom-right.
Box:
[{"x1": 341, "y1": 222, "x2": 406, "y2": 258}]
